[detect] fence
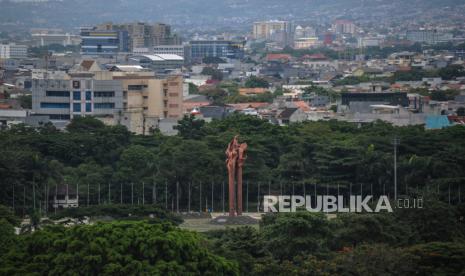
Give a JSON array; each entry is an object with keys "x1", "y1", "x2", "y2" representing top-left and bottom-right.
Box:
[{"x1": 3, "y1": 179, "x2": 463, "y2": 217}]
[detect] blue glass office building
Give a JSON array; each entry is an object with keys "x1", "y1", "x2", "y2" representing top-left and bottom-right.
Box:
[
  {"x1": 80, "y1": 29, "x2": 129, "y2": 56},
  {"x1": 190, "y1": 40, "x2": 244, "y2": 61}
]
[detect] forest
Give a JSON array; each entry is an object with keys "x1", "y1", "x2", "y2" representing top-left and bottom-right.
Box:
[
  {"x1": 1, "y1": 114, "x2": 465, "y2": 214},
  {"x1": 1, "y1": 201, "x2": 464, "y2": 275},
  {"x1": 1, "y1": 115, "x2": 465, "y2": 274}
]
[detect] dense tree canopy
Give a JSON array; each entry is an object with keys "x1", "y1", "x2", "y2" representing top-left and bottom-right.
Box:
[
  {"x1": 1, "y1": 115, "x2": 465, "y2": 215},
  {"x1": 0, "y1": 221, "x2": 239, "y2": 275},
  {"x1": 244, "y1": 76, "x2": 270, "y2": 88},
  {"x1": 201, "y1": 67, "x2": 224, "y2": 81},
  {"x1": 1, "y1": 114, "x2": 465, "y2": 274},
  {"x1": 205, "y1": 206, "x2": 465, "y2": 275}
]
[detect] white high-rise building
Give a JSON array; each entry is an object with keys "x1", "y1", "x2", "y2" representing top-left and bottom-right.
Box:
[{"x1": 0, "y1": 43, "x2": 28, "y2": 59}]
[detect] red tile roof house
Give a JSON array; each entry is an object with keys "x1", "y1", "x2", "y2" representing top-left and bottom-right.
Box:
[{"x1": 266, "y1": 53, "x2": 292, "y2": 63}]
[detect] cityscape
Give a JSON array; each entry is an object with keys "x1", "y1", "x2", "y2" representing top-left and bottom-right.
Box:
[{"x1": 1, "y1": 0, "x2": 465, "y2": 275}]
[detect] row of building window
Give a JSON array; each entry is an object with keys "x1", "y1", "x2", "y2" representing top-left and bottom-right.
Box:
[
  {"x1": 42, "y1": 102, "x2": 115, "y2": 110},
  {"x1": 128, "y1": 85, "x2": 147, "y2": 91},
  {"x1": 73, "y1": 103, "x2": 115, "y2": 112},
  {"x1": 46, "y1": 91, "x2": 70, "y2": 97},
  {"x1": 94, "y1": 103, "x2": 115, "y2": 109},
  {"x1": 48, "y1": 114, "x2": 70, "y2": 120},
  {"x1": 40, "y1": 102, "x2": 70, "y2": 109},
  {"x1": 94, "y1": 91, "x2": 115, "y2": 97},
  {"x1": 47, "y1": 91, "x2": 114, "y2": 100}
]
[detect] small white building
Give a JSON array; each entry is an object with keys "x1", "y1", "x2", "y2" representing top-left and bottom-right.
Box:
[{"x1": 52, "y1": 184, "x2": 79, "y2": 209}]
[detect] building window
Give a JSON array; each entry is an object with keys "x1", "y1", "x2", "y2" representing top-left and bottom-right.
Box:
[
  {"x1": 46, "y1": 91, "x2": 70, "y2": 97},
  {"x1": 169, "y1": 104, "x2": 179, "y2": 108},
  {"x1": 94, "y1": 103, "x2": 115, "y2": 109},
  {"x1": 163, "y1": 100, "x2": 168, "y2": 108},
  {"x1": 128, "y1": 85, "x2": 144, "y2": 90},
  {"x1": 169, "y1": 93, "x2": 179, "y2": 97},
  {"x1": 143, "y1": 96, "x2": 148, "y2": 99},
  {"x1": 47, "y1": 114, "x2": 70, "y2": 120},
  {"x1": 73, "y1": 91, "x2": 81, "y2": 100},
  {"x1": 163, "y1": 111, "x2": 168, "y2": 118},
  {"x1": 85, "y1": 91, "x2": 92, "y2": 101},
  {"x1": 73, "y1": 103, "x2": 81, "y2": 112},
  {"x1": 163, "y1": 89, "x2": 168, "y2": 97},
  {"x1": 40, "y1": 102, "x2": 70, "y2": 109},
  {"x1": 86, "y1": 103, "x2": 92, "y2": 112},
  {"x1": 94, "y1": 91, "x2": 115, "y2": 97}
]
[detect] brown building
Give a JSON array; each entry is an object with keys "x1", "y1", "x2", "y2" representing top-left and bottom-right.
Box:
[
  {"x1": 94, "y1": 70, "x2": 183, "y2": 134},
  {"x1": 117, "y1": 74, "x2": 182, "y2": 134}
]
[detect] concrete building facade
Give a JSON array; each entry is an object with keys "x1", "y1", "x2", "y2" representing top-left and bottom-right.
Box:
[
  {"x1": 253, "y1": 20, "x2": 291, "y2": 40},
  {"x1": 0, "y1": 43, "x2": 28, "y2": 59},
  {"x1": 112, "y1": 73, "x2": 183, "y2": 134},
  {"x1": 32, "y1": 73, "x2": 124, "y2": 121}
]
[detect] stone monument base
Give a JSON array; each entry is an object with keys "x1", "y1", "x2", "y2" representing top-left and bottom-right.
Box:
[{"x1": 210, "y1": 215, "x2": 259, "y2": 225}]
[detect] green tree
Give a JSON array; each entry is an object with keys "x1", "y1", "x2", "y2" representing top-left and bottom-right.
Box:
[
  {"x1": 0, "y1": 221, "x2": 239, "y2": 275},
  {"x1": 260, "y1": 212, "x2": 333, "y2": 260},
  {"x1": 175, "y1": 114, "x2": 206, "y2": 140},
  {"x1": 244, "y1": 76, "x2": 269, "y2": 88},
  {"x1": 188, "y1": 83, "x2": 199, "y2": 94},
  {"x1": 407, "y1": 242, "x2": 465, "y2": 275},
  {"x1": 201, "y1": 67, "x2": 223, "y2": 81},
  {"x1": 203, "y1": 56, "x2": 226, "y2": 64},
  {"x1": 331, "y1": 244, "x2": 417, "y2": 275},
  {"x1": 66, "y1": 116, "x2": 106, "y2": 133},
  {"x1": 17, "y1": 94, "x2": 32, "y2": 109}
]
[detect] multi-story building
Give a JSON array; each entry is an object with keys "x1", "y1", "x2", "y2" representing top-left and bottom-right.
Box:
[
  {"x1": 406, "y1": 30, "x2": 453, "y2": 45},
  {"x1": 357, "y1": 36, "x2": 384, "y2": 48},
  {"x1": 332, "y1": 20, "x2": 357, "y2": 35},
  {"x1": 253, "y1": 20, "x2": 292, "y2": 46},
  {"x1": 108, "y1": 22, "x2": 181, "y2": 51},
  {"x1": 31, "y1": 31, "x2": 81, "y2": 47},
  {"x1": 153, "y1": 45, "x2": 191, "y2": 63},
  {"x1": 293, "y1": 37, "x2": 319, "y2": 49},
  {"x1": 294, "y1": 26, "x2": 316, "y2": 39},
  {"x1": 111, "y1": 73, "x2": 183, "y2": 134},
  {"x1": 31, "y1": 67, "x2": 183, "y2": 134},
  {"x1": 80, "y1": 27, "x2": 129, "y2": 56},
  {"x1": 0, "y1": 43, "x2": 28, "y2": 59},
  {"x1": 32, "y1": 73, "x2": 124, "y2": 121},
  {"x1": 341, "y1": 92, "x2": 409, "y2": 107},
  {"x1": 253, "y1": 20, "x2": 291, "y2": 40},
  {"x1": 149, "y1": 23, "x2": 180, "y2": 47},
  {"x1": 189, "y1": 40, "x2": 244, "y2": 62},
  {"x1": 129, "y1": 54, "x2": 184, "y2": 72}
]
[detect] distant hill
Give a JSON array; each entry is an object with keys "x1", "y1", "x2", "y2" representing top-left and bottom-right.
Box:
[{"x1": 0, "y1": 0, "x2": 463, "y2": 32}]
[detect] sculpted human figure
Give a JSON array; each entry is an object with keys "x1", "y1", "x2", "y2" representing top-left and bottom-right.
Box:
[
  {"x1": 236, "y1": 142, "x2": 247, "y2": 216},
  {"x1": 225, "y1": 135, "x2": 247, "y2": 216}
]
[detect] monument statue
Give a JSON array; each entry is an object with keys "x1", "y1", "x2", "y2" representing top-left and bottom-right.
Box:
[{"x1": 225, "y1": 135, "x2": 247, "y2": 217}]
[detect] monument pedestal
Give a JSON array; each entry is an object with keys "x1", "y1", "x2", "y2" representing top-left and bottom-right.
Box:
[{"x1": 210, "y1": 215, "x2": 259, "y2": 225}]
